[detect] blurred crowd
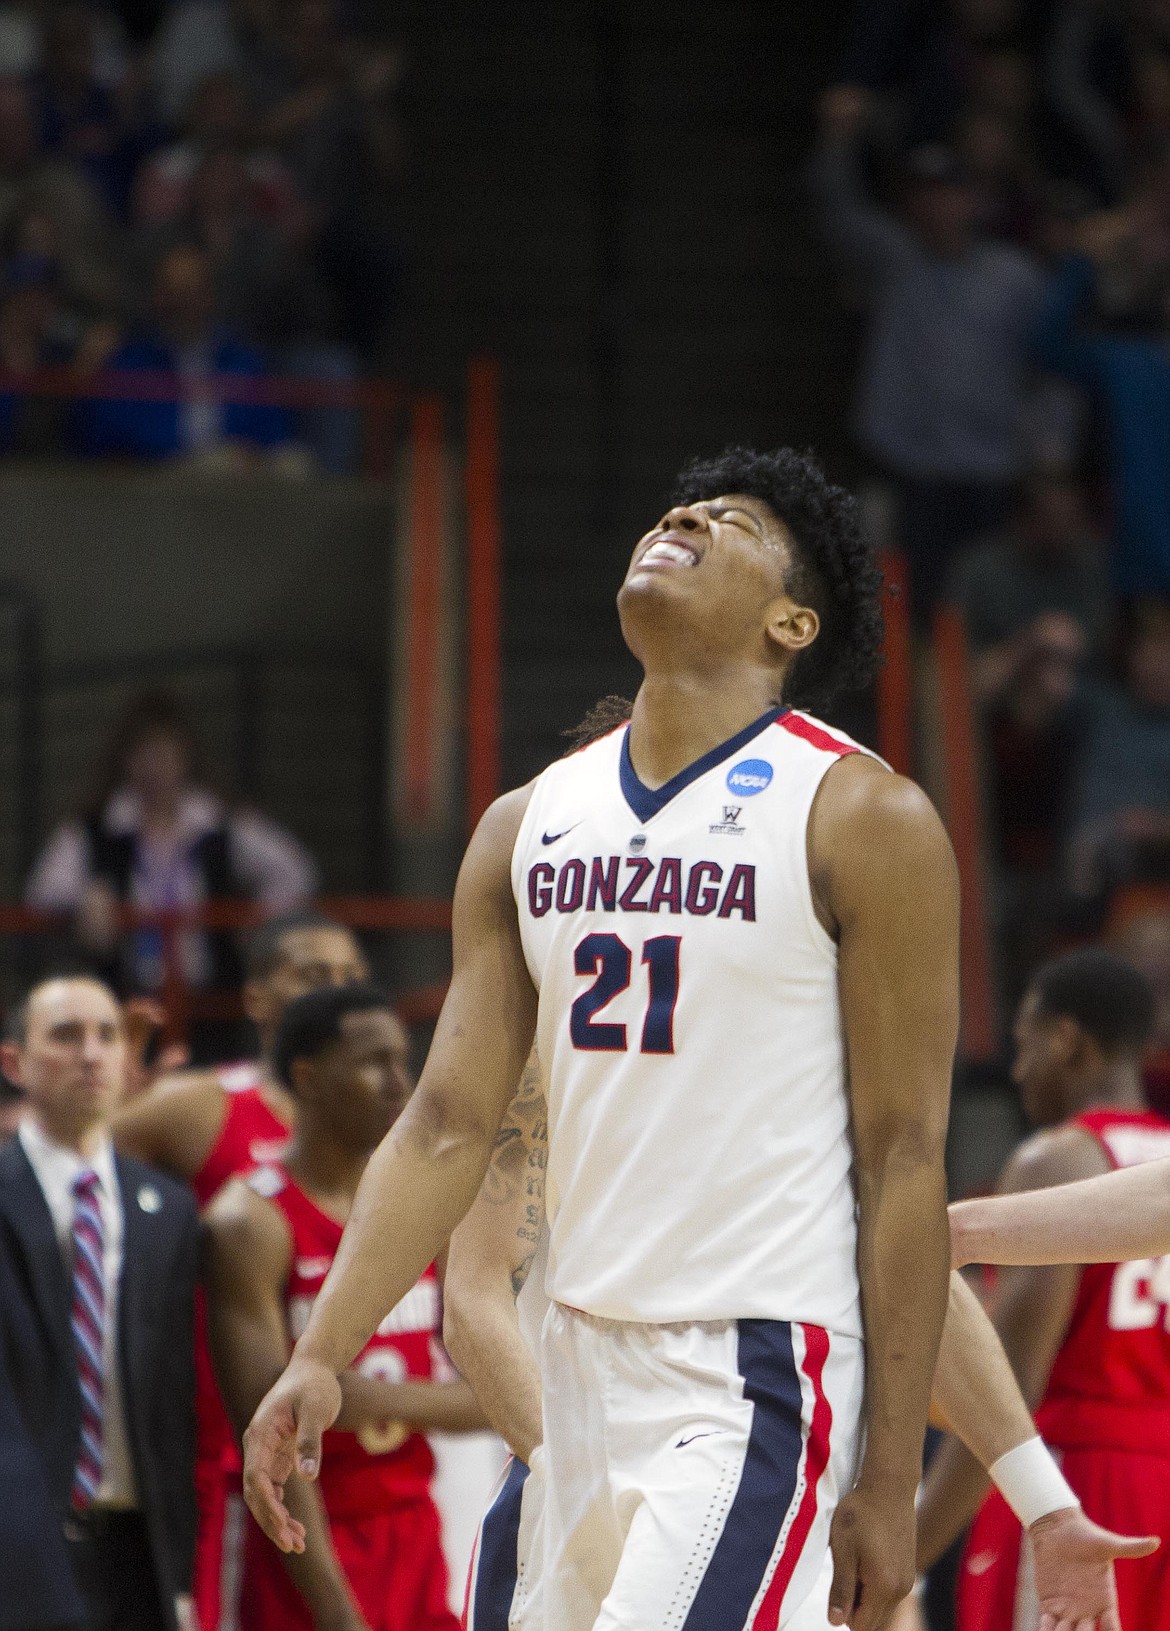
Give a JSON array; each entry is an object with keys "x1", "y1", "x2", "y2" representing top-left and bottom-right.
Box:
[
  {"x1": 0, "y1": 0, "x2": 404, "y2": 474},
  {"x1": 814, "y1": 0, "x2": 1170, "y2": 1027}
]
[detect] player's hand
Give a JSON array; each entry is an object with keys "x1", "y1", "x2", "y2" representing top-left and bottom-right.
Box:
[
  {"x1": 828, "y1": 1480, "x2": 917, "y2": 1629},
  {"x1": 242, "y1": 1356, "x2": 342, "y2": 1553},
  {"x1": 1031, "y1": 1504, "x2": 1158, "y2": 1631}
]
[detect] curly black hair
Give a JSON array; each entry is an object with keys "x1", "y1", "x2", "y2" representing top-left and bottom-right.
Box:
[{"x1": 670, "y1": 446, "x2": 884, "y2": 712}]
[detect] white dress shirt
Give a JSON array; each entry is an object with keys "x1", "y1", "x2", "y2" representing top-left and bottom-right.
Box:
[{"x1": 18, "y1": 1116, "x2": 140, "y2": 1508}]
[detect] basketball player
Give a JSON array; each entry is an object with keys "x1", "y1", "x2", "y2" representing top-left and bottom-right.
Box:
[
  {"x1": 205, "y1": 984, "x2": 485, "y2": 1631},
  {"x1": 113, "y1": 911, "x2": 367, "y2": 1630},
  {"x1": 449, "y1": 1053, "x2": 1156, "y2": 1631},
  {"x1": 244, "y1": 445, "x2": 964, "y2": 1631},
  {"x1": 917, "y1": 949, "x2": 1170, "y2": 1631}
]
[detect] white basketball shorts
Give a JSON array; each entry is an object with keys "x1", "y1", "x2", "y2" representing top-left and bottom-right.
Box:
[{"x1": 539, "y1": 1303, "x2": 863, "y2": 1631}]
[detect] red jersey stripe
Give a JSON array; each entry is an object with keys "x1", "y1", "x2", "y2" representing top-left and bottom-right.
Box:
[
  {"x1": 751, "y1": 1323, "x2": 834, "y2": 1631},
  {"x1": 775, "y1": 713, "x2": 860, "y2": 759}
]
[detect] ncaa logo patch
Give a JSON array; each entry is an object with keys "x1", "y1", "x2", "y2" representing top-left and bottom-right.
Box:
[{"x1": 726, "y1": 758, "x2": 773, "y2": 796}]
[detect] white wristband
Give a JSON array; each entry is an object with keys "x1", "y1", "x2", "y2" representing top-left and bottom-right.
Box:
[{"x1": 988, "y1": 1436, "x2": 1078, "y2": 1529}]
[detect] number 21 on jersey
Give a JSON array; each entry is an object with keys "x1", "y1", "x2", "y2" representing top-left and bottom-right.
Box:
[{"x1": 570, "y1": 933, "x2": 681, "y2": 1054}]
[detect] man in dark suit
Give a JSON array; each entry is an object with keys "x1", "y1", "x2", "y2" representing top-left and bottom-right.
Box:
[{"x1": 0, "y1": 975, "x2": 198, "y2": 1631}]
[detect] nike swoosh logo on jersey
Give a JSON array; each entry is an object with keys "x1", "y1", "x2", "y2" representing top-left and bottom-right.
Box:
[
  {"x1": 675, "y1": 1431, "x2": 721, "y2": 1449},
  {"x1": 541, "y1": 824, "x2": 581, "y2": 845},
  {"x1": 965, "y1": 1551, "x2": 998, "y2": 1577}
]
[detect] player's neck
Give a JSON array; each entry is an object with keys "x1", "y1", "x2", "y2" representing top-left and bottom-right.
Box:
[
  {"x1": 254, "y1": 1062, "x2": 296, "y2": 1125},
  {"x1": 1072, "y1": 1060, "x2": 1147, "y2": 1113},
  {"x1": 629, "y1": 672, "x2": 782, "y2": 789},
  {"x1": 283, "y1": 1129, "x2": 366, "y2": 1215}
]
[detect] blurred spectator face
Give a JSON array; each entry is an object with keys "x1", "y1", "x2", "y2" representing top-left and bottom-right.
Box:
[
  {"x1": 1020, "y1": 474, "x2": 1090, "y2": 562},
  {"x1": 152, "y1": 245, "x2": 216, "y2": 344},
  {"x1": 957, "y1": 107, "x2": 1022, "y2": 189},
  {"x1": 124, "y1": 726, "x2": 192, "y2": 807},
  {"x1": 192, "y1": 149, "x2": 249, "y2": 222},
  {"x1": 284, "y1": 0, "x2": 340, "y2": 78},
  {"x1": 1125, "y1": 603, "x2": 1170, "y2": 710},
  {"x1": 0, "y1": 77, "x2": 36, "y2": 174},
  {"x1": 972, "y1": 49, "x2": 1033, "y2": 120},
  {"x1": 1113, "y1": 912, "x2": 1170, "y2": 1053},
  {"x1": 244, "y1": 925, "x2": 369, "y2": 1035},
  {"x1": 1011, "y1": 985, "x2": 1079, "y2": 1126},
  {"x1": 187, "y1": 71, "x2": 248, "y2": 150},
  {"x1": 0, "y1": 979, "x2": 127, "y2": 1141},
  {"x1": 1016, "y1": 611, "x2": 1087, "y2": 722},
  {"x1": 909, "y1": 177, "x2": 980, "y2": 256},
  {"x1": 291, "y1": 1005, "x2": 413, "y2": 1153}
]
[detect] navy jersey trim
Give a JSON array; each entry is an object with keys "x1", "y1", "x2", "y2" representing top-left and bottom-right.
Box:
[
  {"x1": 619, "y1": 707, "x2": 787, "y2": 824},
  {"x1": 468, "y1": 1455, "x2": 528, "y2": 1629}
]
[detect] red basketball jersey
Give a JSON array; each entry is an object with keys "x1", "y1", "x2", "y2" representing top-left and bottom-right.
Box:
[
  {"x1": 193, "y1": 1069, "x2": 293, "y2": 1473},
  {"x1": 248, "y1": 1161, "x2": 443, "y2": 1514},
  {"x1": 1037, "y1": 1107, "x2": 1170, "y2": 1460}
]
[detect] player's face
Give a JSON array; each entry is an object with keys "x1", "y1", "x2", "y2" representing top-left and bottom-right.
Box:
[
  {"x1": 250, "y1": 927, "x2": 369, "y2": 1033},
  {"x1": 316, "y1": 1008, "x2": 413, "y2": 1152},
  {"x1": 1011, "y1": 990, "x2": 1075, "y2": 1125},
  {"x1": 2, "y1": 979, "x2": 127, "y2": 1137},
  {"x1": 617, "y1": 494, "x2": 818, "y2": 670}
]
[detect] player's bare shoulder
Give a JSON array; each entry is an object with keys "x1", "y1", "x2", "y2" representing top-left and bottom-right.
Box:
[
  {"x1": 204, "y1": 1170, "x2": 292, "y2": 1283},
  {"x1": 453, "y1": 782, "x2": 537, "y2": 921},
  {"x1": 112, "y1": 1065, "x2": 232, "y2": 1174},
  {"x1": 807, "y1": 755, "x2": 958, "y2": 936},
  {"x1": 999, "y1": 1124, "x2": 1114, "y2": 1196}
]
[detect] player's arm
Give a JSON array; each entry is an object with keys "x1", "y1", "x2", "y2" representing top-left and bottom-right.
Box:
[
  {"x1": 204, "y1": 1182, "x2": 369, "y2": 1631},
  {"x1": 111, "y1": 1070, "x2": 225, "y2": 1179},
  {"x1": 442, "y1": 1051, "x2": 546, "y2": 1462},
  {"x1": 923, "y1": 1269, "x2": 1155, "y2": 1626},
  {"x1": 335, "y1": 1373, "x2": 486, "y2": 1435},
  {"x1": 244, "y1": 787, "x2": 539, "y2": 1551},
  {"x1": 914, "y1": 1128, "x2": 1106, "y2": 1563},
  {"x1": 951, "y1": 1157, "x2": 1170, "y2": 1269},
  {"x1": 814, "y1": 763, "x2": 957, "y2": 1631}
]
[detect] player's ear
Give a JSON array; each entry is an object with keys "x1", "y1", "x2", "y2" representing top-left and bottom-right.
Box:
[
  {"x1": 764, "y1": 597, "x2": 819, "y2": 658},
  {"x1": 289, "y1": 1057, "x2": 314, "y2": 1102},
  {"x1": 0, "y1": 1041, "x2": 23, "y2": 1088},
  {"x1": 1051, "y1": 1014, "x2": 1083, "y2": 1067}
]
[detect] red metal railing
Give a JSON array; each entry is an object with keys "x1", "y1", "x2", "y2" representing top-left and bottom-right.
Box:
[
  {"x1": 933, "y1": 606, "x2": 998, "y2": 1060},
  {"x1": 0, "y1": 898, "x2": 454, "y2": 1043}
]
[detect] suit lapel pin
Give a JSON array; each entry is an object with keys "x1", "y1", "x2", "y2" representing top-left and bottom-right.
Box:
[{"x1": 137, "y1": 1185, "x2": 162, "y2": 1214}]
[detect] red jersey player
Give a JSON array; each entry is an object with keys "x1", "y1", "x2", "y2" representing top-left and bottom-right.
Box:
[
  {"x1": 112, "y1": 911, "x2": 368, "y2": 1630},
  {"x1": 204, "y1": 983, "x2": 485, "y2": 1631},
  {"x1": 917, "y1": 948, "x2": 1170, "y2": 1629}
]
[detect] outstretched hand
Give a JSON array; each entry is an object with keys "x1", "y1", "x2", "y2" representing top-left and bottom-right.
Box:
[
  {"x1": 242, "y1": 1357, "x2": 342, "y2": 1553},
  {"x1": 1031, "y1": 1504, "x2": 1158, "y2": 1631}
]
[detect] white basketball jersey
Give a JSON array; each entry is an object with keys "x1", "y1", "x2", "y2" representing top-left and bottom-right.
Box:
[{"x1": 512, "y1": 707, "x2": 882, "y2": 1336}]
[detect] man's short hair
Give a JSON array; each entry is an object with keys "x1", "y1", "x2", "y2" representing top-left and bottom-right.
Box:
[
  {"x1": 1030, "y1": 949, "x2": 1155, "y2": 1057},
  {"x1": 273, "y1": 983, "x2": 393, "y2": 1091},
  {"x1": 3, "y1": 972, "x2": 119, "y2": 1047},
  {"x1": 245, "y1": 912, "x2": 351, "y2": 980}
]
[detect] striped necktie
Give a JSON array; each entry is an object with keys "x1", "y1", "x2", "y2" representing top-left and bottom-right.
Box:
[{"x1": 70, "y1": 1168, "x2": 105, "y2": 1508}]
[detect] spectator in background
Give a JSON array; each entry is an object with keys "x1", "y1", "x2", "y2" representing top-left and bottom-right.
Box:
[
  {"x1": 28, "y1": 2, "x2": 141, "y2": 217},
  {"x1": 0, "y1": 74, "x2": 122, "y2": 314},
  {"x1": 133, "y1": 68, "x2": 305, "y2": 238},
  {"x1": 1068, "y1": 599, "x2": 1170, "y2": 906},
  {"x1": 0, "y1": 239, "x2": 110, "y2": 454},
  {"x1": 252, "y1": 0, "x2": 403, "y2": 358},
  {"x1": 149, "y1": 0, "x2": 281, "y2": 132},
  {"x1": 77, "y1": 240, "x2": 300, "y2": 467},
  {"x1": 1033, "y1": 216, "x2": 1170, "y2": 597},
  {"x1": 950, "y1": 469, "x2": 1106, "y2": 885},
  {"x1": 812, "y1": 86, "x2": 1046, "y2": 618},
  {"x1": 25, "y1": 691, "x2": 315, "y2": 1017}
]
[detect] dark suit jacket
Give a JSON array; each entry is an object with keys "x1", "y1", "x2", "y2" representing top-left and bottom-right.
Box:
[{"x1": 0, "y1": 1137, "x2": 198, "y2": 1631}]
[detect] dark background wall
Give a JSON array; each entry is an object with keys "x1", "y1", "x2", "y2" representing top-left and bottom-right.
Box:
[{"x1": 395, "y1": 0, "x2": 858, "y2": 783}]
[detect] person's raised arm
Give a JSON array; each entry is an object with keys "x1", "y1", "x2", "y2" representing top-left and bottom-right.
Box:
[
  {"x1": 813, "y1": 762, "x2": 956, "y2": 1631},
  {"x1": 923, "y1": 1271, "x2": 1155, "y2": 1627},
  {"x1": 243, "y1": 786, "x2": 538, "y2": 1547},
  {"x1": 205, "y1": 1183, "x2": 369, "y2": 1631},
  {"x1": 951, "y1": 1158, "x2": 1170, "y2": 1270},
  {"x1": 442, "y1": 1050, "x2": 547, "y2": 1463},
  {"x1": 915, "y1": 1127, "x2": 1106, "y2": 1576}
]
